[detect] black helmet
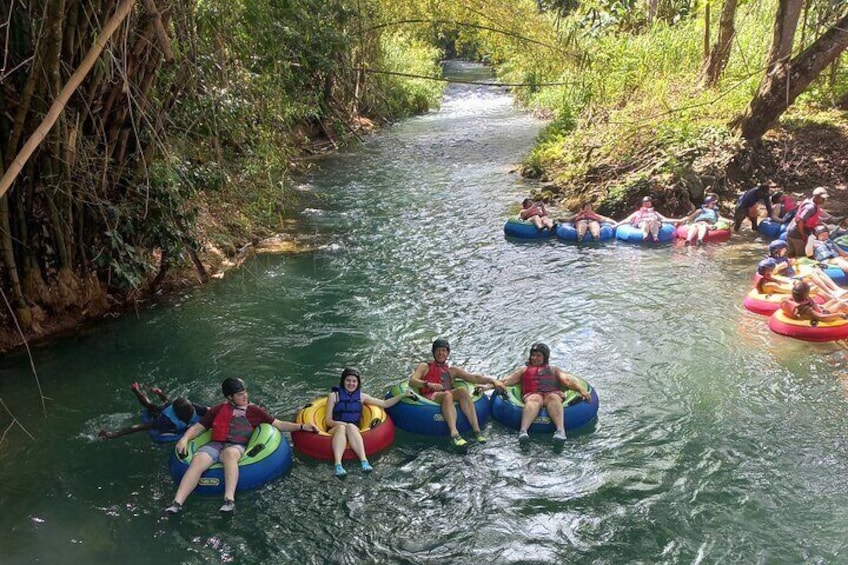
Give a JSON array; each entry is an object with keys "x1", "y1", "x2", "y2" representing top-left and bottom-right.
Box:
[
  {"x1": 432, "y1": 338, "x2": 451, "y2": 354},
  {"x1": 529, "y1": 342, "x2": 550, "y2": 364},
  {"x1": 339, "y1": 367, "x2": 361, "y2": 389},
  {"x1": 768, "y1": 240, "x2": 787, "y2": 257},
  {"x1": 221, "y1": 377, "x2": 246, "y2": 397}
]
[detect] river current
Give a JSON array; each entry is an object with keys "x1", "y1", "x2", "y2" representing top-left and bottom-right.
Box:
[{"x1": 1, "y1": 61, "x2": 848, "y2": 564}]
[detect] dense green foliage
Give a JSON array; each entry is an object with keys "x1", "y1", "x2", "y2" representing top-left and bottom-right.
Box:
[
  {"x1": 406, "y1": 0, "x2": 847, "y2": 212},
  {"x1": 0, "y1": 0, "x2": 445, "y2": 341}
]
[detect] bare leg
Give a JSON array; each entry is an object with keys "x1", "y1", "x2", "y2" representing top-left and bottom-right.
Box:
[
  {"x1": 344, "y1": 425, "x2": 367, "y2": 461},
  {"x1": 173, "y1": 452, "x2": 215, "y2": 505},
  {"x1": 576, "y1": 221, "x2": 588, "y2": 240},
  {"x1": 435, "y1": 391, "x2": 459, "y2": 436},
  {"x1": 589, "y1": 221, "x2": 601, "y2": 239},
  {"x1": 545, "y1": 394, "x2": 565, "y2": 432},
  {"x1": 650, "y1": 220, "x2": 660, "y2": 240},
  {"x1": 686, "y1": 225, "x2": 697, "y2": 244},
  {"x1": 454, "y1": 387, "x2": 480, "y2": 433},
  {"x1": 220, "y1": 446, "x2": 243, "y2": 502},
  {"x1": 520, "y1": 394, "x2": 543, "y2": 432},
  {"x1": 329, "y1": 425, "x2": 348, "y2": 465}
]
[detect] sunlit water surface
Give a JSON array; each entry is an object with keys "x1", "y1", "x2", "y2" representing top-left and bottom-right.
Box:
[{"x1": 2, "y1": 62, "x2": 848, "y2": 564}]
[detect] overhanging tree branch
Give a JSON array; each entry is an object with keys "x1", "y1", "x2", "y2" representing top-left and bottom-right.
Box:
[
  {"x1": 0, "y1": 0, "x2": 137, "y2": 200},
  {"x1": 731, "y1": 9, "x2": 848, "y2": 141}
]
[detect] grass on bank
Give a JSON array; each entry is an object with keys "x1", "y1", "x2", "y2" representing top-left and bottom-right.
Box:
[{"x1": 465, "y1": 1, "x2": 846, "y2": 214}]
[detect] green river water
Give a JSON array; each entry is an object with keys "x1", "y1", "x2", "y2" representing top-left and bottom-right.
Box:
[{"x1": 2, "y1": 62, "x2": 848, "y2": 564}]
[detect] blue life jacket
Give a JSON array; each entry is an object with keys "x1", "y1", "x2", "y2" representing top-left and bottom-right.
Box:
[
  {"x1": 160, "y1": 403, "x2": 200, "y2": 432},
  {"x1": 331, "y1": 387, "x2": 362, "y2": 425},
  {"x1": 813, "y1": 240, "x2": 839, "y2": 261},
  {"x1": 694, "y1": 207, "x2": 718, "y2": 224}
]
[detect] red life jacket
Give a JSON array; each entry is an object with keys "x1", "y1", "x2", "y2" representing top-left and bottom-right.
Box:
[
  {"x1": 574, "y1": 210, "x2": 602, "y2": 222},
  {"x1": 420, "y1": 361, "x2": 453, "y2": 394},
  {"x1": 210, "y1": 402, "x2": 253, "y2": 444},
  {"x1": 523, "y1": 202, "x2": 547, "y2": 218},
  {"x1": 783, "y1": 195, "x2": 797, "y2": 213},
  {"x1": 798, "y1": 199, "x2": 821, "y2": 229},
  {"x1": 780, "y1": 297, "x2": 819, "y2": 319},
  {"x1": 521, "y1": 364, "x2": 559, "y2": 395}
]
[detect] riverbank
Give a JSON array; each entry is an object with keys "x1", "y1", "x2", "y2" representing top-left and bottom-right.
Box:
[
  {"x1": 523, "y1": 105, "x2": 848, "y2": 220},
  {"x1": 0, "y1": 125, "x2": 370, "y2": 353}
]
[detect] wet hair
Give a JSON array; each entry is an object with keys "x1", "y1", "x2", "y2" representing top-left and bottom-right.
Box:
[
  {"x1": 528, "y1": 342, "x2": 550, "y2": 364},
  {"x1": 770, "y1": 191, "x2": 784, "y2": 204},
  {"x1": 792, "y1": 280, "x2": 810, "y2": 302},
  {"x1": 522, "y1": 198, "x2": 533, "y2": 208},
  {"x1": 581, "y1": 201, "x2": 593, "y2": 210},
  {"x1": 221, "y1": 377, "x2": 246, "y2": 397},
  {"x1": 339, "y1": 367, "x2": 361, "y2": 390},
  {"x1": 172, "y1": 398, "x2": 195, "y2": 423}
]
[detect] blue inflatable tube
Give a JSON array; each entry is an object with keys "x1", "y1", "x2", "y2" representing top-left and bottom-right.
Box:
[
  {"x1": 169, "y1": 423, "x2": 292, "y2": 494},
  {"x1": 503, "y1": 217, "x2": 555, "y2": 240},
  {"x1": 824, "y1": 264, "x2": 848, "y2": 286},
  {"x1": 490, "y1": 379, "x2": 599, "y2": 434},
  {"x1": 555, "y1": 222, "x2": 615, "y2": 242},
  {"x1": 140, "y1": 410, "x2": 182, "y2": 443},
  {"x1": 385, "y1": 380, "x2": 491, "y2": 436},
  {"x1": 758, "y1": 219, "x2": 787, "y2": 238},
  {"x1": 615, "y1": 222, "x2": 675, "y2": 243}
]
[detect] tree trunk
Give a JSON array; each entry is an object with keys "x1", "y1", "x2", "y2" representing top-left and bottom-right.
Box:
[
  {"x1": 699, "y1": 0, "x2": 738, "y2": 88},
  {"x1": 766, "y1": 0, "x2": 804, "y2": 67},
  {"x1": 646, "y1": 0, "x2": 658, "y2": 25},
  {"x1": 731, "y1": 10, "x2": 848, "y2": 141}
]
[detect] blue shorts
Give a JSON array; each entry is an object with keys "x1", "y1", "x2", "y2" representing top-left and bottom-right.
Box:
[{"x1": 197, "y1": 441, "x2": 246, "y2": 462}]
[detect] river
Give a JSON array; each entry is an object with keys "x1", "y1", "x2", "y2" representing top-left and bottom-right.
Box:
[{"x1": 1, "y1": 61, "x2": 847, "y2": 564}]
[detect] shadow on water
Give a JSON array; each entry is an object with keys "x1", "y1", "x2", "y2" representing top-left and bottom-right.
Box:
[{"x1": 3, "y1": 61, "x2": 848, "y2": 563}]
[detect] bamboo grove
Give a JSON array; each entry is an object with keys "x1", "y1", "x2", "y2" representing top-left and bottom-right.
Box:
[{"x1": 0, "y1": 0, "x2": 443, "y2": 342}]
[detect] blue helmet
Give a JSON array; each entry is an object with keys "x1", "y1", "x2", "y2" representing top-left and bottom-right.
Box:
[
  {"x1": 757, "y1": 258, "x2": 778, "y2": 275},
  {"x1": 768, "y1": 240, "x2": 787, "y2": 257}
]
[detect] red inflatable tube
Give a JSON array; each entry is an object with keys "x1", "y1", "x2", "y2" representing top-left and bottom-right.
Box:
[
  {"x1": 743, "y1": 289, "x2": 824, "y2": 316},
  {"x1": 292, "y1": 397, "x2": 395, "y2": 461},
  {"x1": 675, "y1": 224, "x2": 731, "y2": 243},
  {"x1": 768, "y1": 310, "x2": 848, "y2": 342}
]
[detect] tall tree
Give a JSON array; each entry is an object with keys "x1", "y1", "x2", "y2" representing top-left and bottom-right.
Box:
[
  {"x1": 698, "y1": 0, "x2": 738, "y2": 87},
  {"x1": 731, "y1": 6, "x2": 848, "y2": 141}
]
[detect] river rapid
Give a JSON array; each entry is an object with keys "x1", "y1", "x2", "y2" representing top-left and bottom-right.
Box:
[{"x1": 2, "y1": 61, "x2": 848, "y2": 564}]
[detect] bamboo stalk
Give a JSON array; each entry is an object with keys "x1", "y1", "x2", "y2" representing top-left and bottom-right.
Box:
[{"x1": 0, "y1": 0, "x2": 137, "y2": 200}]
